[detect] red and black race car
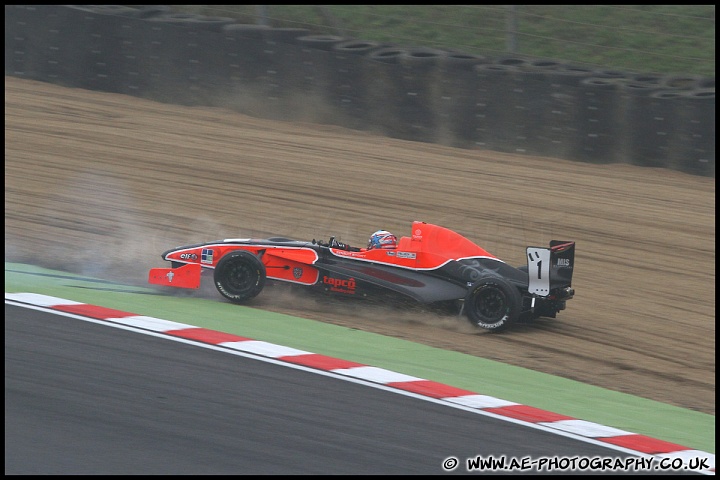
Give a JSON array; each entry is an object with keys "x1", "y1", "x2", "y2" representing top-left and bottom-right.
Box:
[{"x1": 148, "y1": 221, "x2": 575, "y2": 331}]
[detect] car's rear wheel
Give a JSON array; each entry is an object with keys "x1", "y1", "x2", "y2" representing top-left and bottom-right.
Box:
[
  {"x1": 214, "y1": 251, "x2": 266, "y2": 303},
  {"x1": 464, "y1": 275, "x2": 522, "y2": 331}
]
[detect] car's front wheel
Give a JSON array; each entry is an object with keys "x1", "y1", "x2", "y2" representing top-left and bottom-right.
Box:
[
  {"x1": 464, "y1": 275, "x2": 522, "y2": 331},
  {"x1": 214, "y1": 251, "x2": 266, "y2": 303}
]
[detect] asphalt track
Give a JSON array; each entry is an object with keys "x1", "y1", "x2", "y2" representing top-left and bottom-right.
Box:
[
  {"x1": 5, "y1": 303, "x2": 683, "y2": 475},
  {"x1": 5, "y1": 263, "x2": 713, "y2": 454},
  {"x1": 5, "y1": 263, "x2": 715, "y2": 474}
]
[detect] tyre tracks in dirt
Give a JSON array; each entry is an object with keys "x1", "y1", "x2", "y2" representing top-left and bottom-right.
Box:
[{"x1": 5, "y1": 76, "x2": 715, "y2": 415}]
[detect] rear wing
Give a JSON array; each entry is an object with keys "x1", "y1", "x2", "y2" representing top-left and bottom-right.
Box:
[{"x1": 526, "y1": 241, "x2": 575, "y2": 296}]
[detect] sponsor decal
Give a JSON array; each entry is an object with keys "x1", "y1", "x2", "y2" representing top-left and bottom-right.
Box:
[
  {"x1": 396, "y1": 251, "x2": 416, "y2": 259},
  {"x1": 556, "y1": 258, "x2": 570, "y2": 267},
  {"x1": 551, "y1": 242, "x2": 574, "y2": 253},
  {"x1": 180, "y1": 253, "x2": 197, "y2": 260},
  {"x1": 412, "y1": 228, "x2": 423, "y2": 241},
  {"x1": 459, "y1": 259, "x2": 486, "y2": 282},
  {"x1": 201, "y1": 248, "x2": 214, "y2": 264},
  {"x1": 332, "y1": 249, "x2": 366, "y2": 258},
  {"x1": 386, "y1": 251, "x2": 396, "y2": 256},
  {"x1": 323, "y1": 276, "x2": 356, "y2": 294},
  {"x1": 293, "y1": 267, "x2": 303, "y2": 279}
]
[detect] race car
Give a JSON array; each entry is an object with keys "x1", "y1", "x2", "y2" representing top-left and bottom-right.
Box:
[{"x1": 148, "y1": 221, "x2": 575, "y2": 331}]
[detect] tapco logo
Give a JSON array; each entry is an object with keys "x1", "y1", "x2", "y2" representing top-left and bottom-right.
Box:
[
  {"x1": 332, "y1": 249, "x2": 365, "y2": 258},
  {"x1": 323, "y1": 276, "x2": 356, "y2": 294}
]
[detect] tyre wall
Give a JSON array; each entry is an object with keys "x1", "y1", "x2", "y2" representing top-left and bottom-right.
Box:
[{"x1": 4, "y1": 5, "x2": 714, "y2": 177}]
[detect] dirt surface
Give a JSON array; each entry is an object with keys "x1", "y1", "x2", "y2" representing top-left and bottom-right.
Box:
[{"x1": 5, "y1": 76, "x2": 715, "y2": 416}]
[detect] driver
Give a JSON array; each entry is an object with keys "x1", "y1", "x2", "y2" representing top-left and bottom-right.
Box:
[{"x1": 367, "y1": 230, "x2": 398, "y2": 250}]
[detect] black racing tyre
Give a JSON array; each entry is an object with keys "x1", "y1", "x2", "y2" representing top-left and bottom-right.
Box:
[
  {"x1": 464, "y1": 275, "x2": 522, "y2": 332},
  {"x1": 213, "y1": 251, "x2": 266, "y2": 303}
]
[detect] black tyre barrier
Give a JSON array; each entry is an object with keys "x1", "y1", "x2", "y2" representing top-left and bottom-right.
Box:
[
  {"x1": 103, "y1": 14, "x2": 159, "y2": 96},
  {"x1": 326, "y1": 41, "x2": 389, "y2": 129},
  {"x1": 63, "y1": 0, "x2": 162, "y2": 95},
  {"x1": 475, "y1": 63, "x2": 523, "y2": 74},
  {"x1": 399, "y1": 47, "x2": 446, "y2": 65},
  {"x1": 219, "y1": 26, "x2": 314, "y2": 114},
  {"x1": 592, "y1": 69, "x2": 636, "y2": 81},
  {"x1": 667, "y1": 89, "x2": 715, "y2": 177},
  {"x1": 295, "y1": 34, "x2": 349, "y2": 51},
  {"x1": 13, "y1": 5, "x2": 135, "y2": 92},
  {"x1": 628, "y1": 73, "x2": 665, "y2": 86},
  {"x1": 66, "y1": 5, "x2": 139, "y2": 16},
  {"x1": 332, "y1": 40, "x2": 387, "y2": 56},
  {"x1": 5, "y1": 4, "x2": 711, "y2": 177},
  {"x1": 569, "y1": 77, "x2": 624, "y2": 163},
  {"x1": 512, "y1": 66, "x2": 589, "y2": 158},
  {"x1": 221, "y1": 23, "x2": 273, "y2": 40},
  {"x1": 146, "y1": 13, "x2": 236, "y2": 32},
  {"x1": 562, "y1": 65, "x2": 595, "y2": 74},
  {"x1": 649, "y1": 90, "x2": 685, "y2": 100},
  {"x1": 246, "y1": 39, "x2": 324, "y2": 119},
  {"x1": 552, "y1": 65, "x2": 599, "y2": 84},
  {"x1": 473, "y1": 63, "x2": 526, "y2": 152},
  {"x1": 527, "y1": 58, "x2": 565, "y2": 70},
  {"x1": 5, "y1": 5, "x2": 88, "y2": 82},
  {"x1": 219, "y1": 25, "x2": 294, "y2": 112},
  {"x1": 493, "y1": 56, "x2": 533, "y2": 69},
  {"x1": 697, "y1": 77, "x2": 715, "y2": 89},
  {"x1": 683, "y1": 88, "x2": 715, "y2": 98},
  {"x1": 221, "y1": 27, "x2": 271, "y2": 85},
  {"x1": 579, "y1": 77, "x2": 620, "y2": 89},
  {"x1": 260, "y1": 28, "x2": 312, "y2": 45},
  {"x1": 116, "y1": 13, "x2": 237, "y2": 106},
  {"x1": 274, "y1": 38, "x2": 341, "y2": 119},
  {"x1": 393, "y1": 48, "x2": 447, "y2": 143},
  {"x1": 5, "y1": 5, "x2": 42, "y2": 77},
  {"x1": 222, "y1": 25, "x2": 315, "y2": 114},
  {"x1": 513, "y1": 70, "x2": 555, "y2": 156},
  {"x1": 548, "y1": 64, "x2": 596, "y2": 84},
  {"x1": 128, "y1": 12, "x2": 232, "y2": 103},
  {"x1": 517, "y1": 65, "x2": 600, "y2": 158},
  {"x1": 131, "y1": 5, "x2": 172, "y2": 19},
  {"x1": 617, "y1": 81, "x2": 665, "y2": 95},
  {"x1": 366, "y1": 47, "x2": 406, "y2": 64},
  {"x1": 363, "y1": 46, "x2": 446, "y2": 142},
  {"x1": 81, "y1": 7, "x2": 154, "y2": 93},
  {"x1": 441, "y1": 51, "x2": 489, "y2": 70},
  {"x1": 362, "y1": 50, "x2": 407, "y2": 137},
  {"x1": 662, "y1": 74, "x2": 704, "y2": 90},
  {"x1": 619, "y1": 82, "x2": 678, "y2": 168},
  {"x1": 435, "y1": 53, "x2": 489, "y2": 148}
]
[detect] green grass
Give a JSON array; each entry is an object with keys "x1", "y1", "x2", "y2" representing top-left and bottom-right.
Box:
[
  {"x1": 167, "y1": 5, "x2": 715, "y2": 77},
  {"x1": 4, "y1": 262, "x2": 716, "y2": 454}
]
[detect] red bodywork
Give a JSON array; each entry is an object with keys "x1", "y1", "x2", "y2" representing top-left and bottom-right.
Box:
[{"x1": 148, "y1": 222, "x2": 498, "y2": 290}]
